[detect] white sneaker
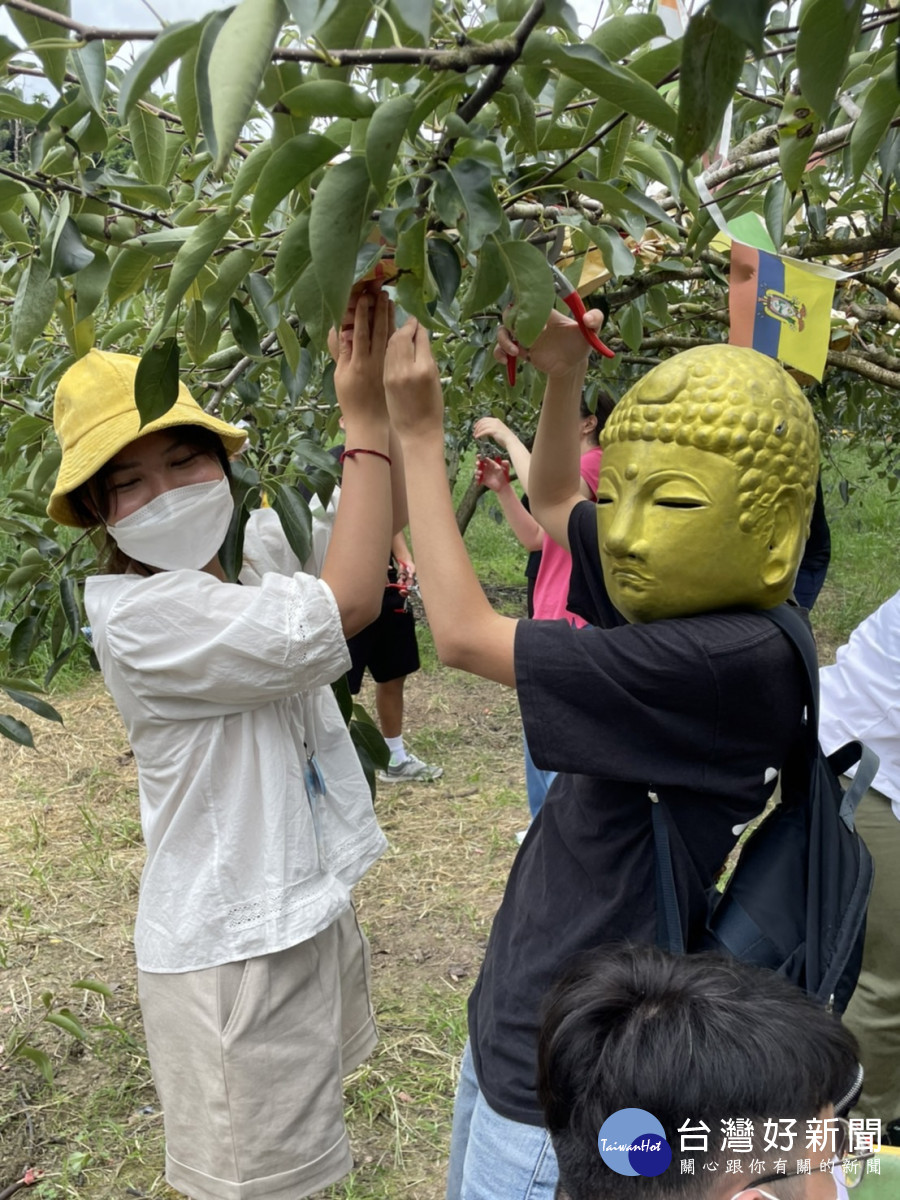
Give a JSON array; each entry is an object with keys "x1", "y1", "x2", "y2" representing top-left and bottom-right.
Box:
[{"x1": 377, "y1": 753, "x2": 443, "y2": 783}]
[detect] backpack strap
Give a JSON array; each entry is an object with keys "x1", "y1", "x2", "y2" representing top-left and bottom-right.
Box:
[
  {"x1": 762, "y1": 604, "x2": 880, "y2": 827},
  {"x1": 828, "y1": 740, "x2": 880, "y2": 827},
  {"x1": 757, "y1": 602, "x2": 820, "y2": 739}
]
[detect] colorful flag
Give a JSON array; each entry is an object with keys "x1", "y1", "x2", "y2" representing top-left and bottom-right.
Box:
[{"x1": 729, "y1": 241, "x2": 836, "y2": 381}]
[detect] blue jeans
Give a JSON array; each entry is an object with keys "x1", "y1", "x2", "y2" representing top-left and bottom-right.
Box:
[
  {"x1": 446, "y1": 1041, "x2": 559, "y2": 1200},
  {"x1": 524, "y1": 731, "x2": 556, "y2": 819}
]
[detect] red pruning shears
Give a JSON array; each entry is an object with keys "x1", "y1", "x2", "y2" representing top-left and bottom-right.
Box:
[{"x1": 506, "y1": 262, "x2": 615, "y2": 386}]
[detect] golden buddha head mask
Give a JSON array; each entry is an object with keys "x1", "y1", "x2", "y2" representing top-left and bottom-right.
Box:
[{"x1": 596, "y1": 344, "x2": 819, "y2": 623}]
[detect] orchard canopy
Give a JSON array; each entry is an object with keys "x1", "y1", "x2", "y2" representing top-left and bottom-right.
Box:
[{"x1": 0, "y1": 0, "x2": 898, "y2": 738}]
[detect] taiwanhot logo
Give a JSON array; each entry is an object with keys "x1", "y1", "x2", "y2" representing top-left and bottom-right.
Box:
[{"x1": 597, "y1": 1108, "x2": 673, "y2": 1178}]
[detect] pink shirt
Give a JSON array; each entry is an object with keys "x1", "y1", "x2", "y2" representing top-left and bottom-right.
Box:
[{"x1": 532, "y1": 446, "x2": 602, "y2": 625}]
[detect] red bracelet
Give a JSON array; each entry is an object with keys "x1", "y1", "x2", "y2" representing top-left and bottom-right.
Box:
[{"x1": 340, "y1": 447, "x2": 392, "y2": 466}]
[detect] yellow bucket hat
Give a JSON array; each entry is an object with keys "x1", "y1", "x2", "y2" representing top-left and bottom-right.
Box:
[{"x1": 48, "y1": 348, "x2": 247, "y2": 527}]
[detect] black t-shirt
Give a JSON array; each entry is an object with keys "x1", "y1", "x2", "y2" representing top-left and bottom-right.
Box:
[{"x1": 468, "y1": 500, "x2": 806, "y2": 1126}]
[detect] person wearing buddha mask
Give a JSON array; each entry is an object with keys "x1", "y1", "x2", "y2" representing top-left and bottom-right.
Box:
[
  {"x1": 382, "y1": 309, "x2": 820, "y2": 1200},
  {"x1": 46, "y1": 290, "x2": 396, "y2": 1200}
]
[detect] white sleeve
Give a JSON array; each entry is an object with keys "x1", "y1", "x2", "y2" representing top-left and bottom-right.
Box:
[{"x1": 96, "y1": 568, "x2": 349, "y2": 717}]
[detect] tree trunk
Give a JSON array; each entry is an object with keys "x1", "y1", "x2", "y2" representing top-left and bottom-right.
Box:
[{"x1": 456, "y1": 477, "x2": 487, "y2": 535}]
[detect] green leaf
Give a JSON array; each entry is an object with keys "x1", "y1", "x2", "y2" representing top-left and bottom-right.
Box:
[
  {"x1": 162, "y1": 209, "x2": 234, "y2": 325},
  {"x1": 350, "y1": 713, "x2": 391, "y2": 766},
  {"x1": 208, "y1": 0, "x2": 288, "y2": 176},
  {"x1": 231, "y1": 141, "x2": 274, "y2": 209},
  {"x1": 135, "y1": 340, "x2": 180, "y2": 427},
  {"x1": 274, "y1": 211, "x2": 311, "y2": 296},
  {"x1": 552, "y1": 13, "x2": 665, "y2": 116},
  {"x1": 764, "y1": 178, "x2": 788, "y2": 251},
  {"x1": 676, "y1": 8, "x2": 746, "y2": 165},
  {"x1": 280, "y1": 80, "x2": 376, "y2": 120},
  {"x1": 551, "y1": 43, "x2": 678, "y2": 138},
  {"x1": 283, "y1": 0, "x2": 340, "y2": 37},
  {"x1": 13, "y1": 1041, "x2": 53, "y2": 1084},
  {"x1": 709, "y1": 0, "x2": 767, "y2": 56},
  {"x1": 392, "y1": 0, "x2": 431, "y2": 40},
  {"x1": 73, "y1": 979, "x2": 114, "y2": 997},
  {"x1": 849, "y1": 65, "x2": 900, "y2": 182},
  {"x1": 269, "y1": 480, "x2": 313, "y2": 564},
  {"x1": 108, "y1": 247, "x2": 154, "y2": 306},
  {"x1": 495, "y1": 241, "x2": 555, "y2": 348},
  {"x1": 778, "y1": 87, "x2": 821, "y2": 192},
  {"x1": 0, "y1": 90, "x2": 46, "y2": 122},
  {"x1": 75, "y1": 250, "x2": 111, "y2": 324},
  {"x1": 60, "y1": 575, "x2": 80, "y2": 636},
  {"x1": 194, "y1": 6, "x2": 234, "y2": 162},
  {"x1": 797, "y1": 0, "x2": 864, "y2": 120},
  {"x1": 331, "y1": 670, "x2": 353, "y2": 722},
  {"x1": 248, "y1": 273, "x2": 280, "y2": 330},
  {"x1": 44, "y1": 1011, "x2": 88, "y2": 1042},
  {"x1": 460, "y1": 238, "x2": 506, "y2": 318},
  {"x1": 365, "y1": 95, "x2": 415, "y2": 198},
  {"x1": 276, "y1": 317, "x2": 301, "y2": 375},
  {"x1": 122, "y1": 227, "x2": 196, "y2": 256},
  {"x1": 8, "y1": 0, "x2": 70, "y2": 93},
  {"x1": 617, "y1": 301, "x2": 643, "y2": 351},
  {"x1": 0, "y1": 715, "x2": 35, "y2": 747},
  {"x1": 129, "y1": 107, "x2": 168, "y2": 187},
  {"x1": 250, "y1": 133, "x2": 340, "y2": 233},
  {"x1": 427, "y1": 237, "x2": 462, "y2": 308},
  {"x1": 587, "y1": 224, "x2": 636, "y2": 279},
  {"x1": 72, "y1": 39, "x2": 107, "y2": 114},
  {"x1": 11, "y1": 256, "x2": 57, "y2": 356},
  {"x1": 2, "y1": 416, "x2": 47, "y2": 466},
  {"x1": 431, "y1": 159, "x2": 504, "y2": 254},
  {"x1": 4, "y1": 689, "x2": 63, "y2": 724},
  {"x1": 118, "y1": 20, "x2": 203, "y2": 118},
  {"x1": 50, "y1": 218, "x2": 95, "y2": 279},
  {"x1": 229, "y1": 298, "x2": 264, "y2": 357},
  {"x1": 309, "y1": 157, "x2": 372, "y2": 328},
  {"x1": 177, "y1": 33, "x2": 203, "y2": 142},
  {"x1": 202, "y1": 248, "x2": 258, "y2": 324}
]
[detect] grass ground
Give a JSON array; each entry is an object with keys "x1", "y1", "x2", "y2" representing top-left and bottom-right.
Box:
[{"x1": 2, "y1": 435, "x2": 899, "y2": 1198}]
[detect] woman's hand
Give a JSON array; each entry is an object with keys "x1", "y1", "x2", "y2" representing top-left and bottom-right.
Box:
[
  {"x1": 475, "y1": 455, "x2": 511, "y2": 493},
  {"x1": 332, "y1": 289, "x2": 394, "y2": 428},
  {"x1": 473, "y1": 416, "x2": 512, "y2": 448},
  {"x1": 384, "y1": 318, "x2": 444, "y2": 441},
  {"x1": 494, "y1": 306, "x2": 605, "y2": 379}
]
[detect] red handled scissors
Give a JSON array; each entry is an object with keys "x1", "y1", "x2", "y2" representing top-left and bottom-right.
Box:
[{"x1": 506, "y1": 262, "x2": 615, "y2": 386}]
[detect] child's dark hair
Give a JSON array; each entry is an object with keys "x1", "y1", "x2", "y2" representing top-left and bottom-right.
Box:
[
  {"x1": 580, "y1": 391, "x2": 616, "y2": 445},
  {"x1": 538, "y1": 943, "x2": 859, "y2": 1200},
  {"x1": 68, "y1": 425, "x2": 232, "y2": 574}
]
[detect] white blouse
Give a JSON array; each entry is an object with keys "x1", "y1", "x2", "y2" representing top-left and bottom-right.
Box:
[
  {"x1": 85, "y1": 506, "x2": 387, "y2": 973},
  {"x1": 819, "y1": 589, "x2": 900, "y2": 820}
]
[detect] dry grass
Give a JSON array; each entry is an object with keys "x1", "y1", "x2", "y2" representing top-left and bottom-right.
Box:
[{"x1": 0, "y1": 668, "x2": 526, "y2": 1200}]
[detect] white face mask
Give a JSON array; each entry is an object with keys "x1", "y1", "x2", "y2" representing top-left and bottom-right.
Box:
[
  {"x1": 107, "y1": 477, "x2": 234, "y2": 571},
  {"x1": 749, "y1": 1162, "x2": 850, "y2": 1200}
]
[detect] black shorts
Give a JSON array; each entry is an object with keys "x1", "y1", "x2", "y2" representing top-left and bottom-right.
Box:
[{"x1": 346, "y1": 586, "x2": 420, "y2": 693}]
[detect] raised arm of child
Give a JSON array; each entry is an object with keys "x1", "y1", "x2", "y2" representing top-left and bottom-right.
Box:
[
  {"x1": 475, "y1": 454, "x2": 543, "y2": 552},
  {"x1": 496, "y1": 308, "x2": 605, "y2": 552},
  {"x1": 385, "y1": 320, "x2": 517, "y2": 687},
  {"x1": 321, "y1": 290, "x2": 394, "y2": 637}
]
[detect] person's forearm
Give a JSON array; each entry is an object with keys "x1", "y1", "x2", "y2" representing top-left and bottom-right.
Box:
[
  {"x1": 495, "y1": 484, "x2": 544, "y2": 551},
  {"x1": 388, "y1": 427, "x2": 408, "y2": 534},
  {"x1": 399, "y1": 430, "x2": 517, "y2": 686},
  {"x1": 322, "y1": 417, "x2": 393, "y2": 637},
  {"x1": 392, "y1": 529, "x2": 411, "y2": 563},
  {"x1": 528, "y1": 364, "x2": 588, "y2": 545},
  {"x1": 501, "y1": 432, "x2": 533, "y2": 491}
]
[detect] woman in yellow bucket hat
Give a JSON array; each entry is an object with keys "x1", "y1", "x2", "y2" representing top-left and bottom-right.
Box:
[{"x1": 46, "y1": 291, "x2": 396, "y2": 1200}]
